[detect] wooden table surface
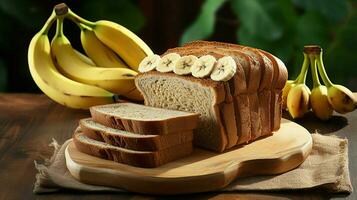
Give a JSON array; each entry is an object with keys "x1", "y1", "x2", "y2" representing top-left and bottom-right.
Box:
[{"x1": 0, "y1": 93, "x2": 355, "y2": 200}]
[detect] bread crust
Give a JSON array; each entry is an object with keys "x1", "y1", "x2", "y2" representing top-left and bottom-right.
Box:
[{"x1": 73, "y1": 127, "x2": 193, "y2": 168}]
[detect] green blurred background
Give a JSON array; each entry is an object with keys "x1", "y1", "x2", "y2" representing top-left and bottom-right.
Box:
[{"x1": 0, "y1": 0, "x2": 356, "y2": 93}]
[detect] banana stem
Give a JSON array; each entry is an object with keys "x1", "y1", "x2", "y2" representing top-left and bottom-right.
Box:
[
  {"x1": 39, "y1": 11, "x2": 57, "y2": 35},
  {"x1": 76, "y1": 21, "x2": 93, "y2": 32},
  {"x1": 54, "y1": 17, "x2": 65, "y2": 38},
  {"x1": 66, "y1": 9, "x2": 95, "y2": 28},
  {"x1": 293, "y1": 73, "x2": 301, "y2": 84},
  {"x1": 297, "y1": 53, "x2": 309, "y2": 84},
  {"x1": 316, "y1": 51, "x2": 333, "y2": 87},
  {"x1": 309, "y1": 54, "x2": 320, "y2": 88},
  {"x1": 53, "y1": 3, "x2": 95, "y2": 28}
]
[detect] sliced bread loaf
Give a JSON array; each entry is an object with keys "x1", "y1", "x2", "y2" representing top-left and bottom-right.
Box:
[
  {"x1": 90, "y1": 103, "x2": 200, "y2": 135},
  {"x1": 73, "y1": 127, "x2": 193, "y2": 168},
  {"x1": 79, "y1": 118, "x2": 193, "y2": 151},
  {"x1": 136, "y1": 42, "x2": 287, "y2": 151}
]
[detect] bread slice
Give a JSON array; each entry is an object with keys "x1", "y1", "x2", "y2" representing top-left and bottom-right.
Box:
[
  {"x1": 135, "y1": 72, "x2": 229, "y2": 152},
  {"x1": 79, "y1": 118, "x2": 193, "y2": 151},
  {"x1": 73, "y1": 127, "x2": 193, "y2": 168},
  {"x1": 90, "y1": 103, "x2": 200, "y2": 135}
]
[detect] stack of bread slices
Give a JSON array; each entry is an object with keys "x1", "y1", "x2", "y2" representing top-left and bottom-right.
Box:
[{"x1": 72, "y1": 103, "x2": 200, "y2": 168}]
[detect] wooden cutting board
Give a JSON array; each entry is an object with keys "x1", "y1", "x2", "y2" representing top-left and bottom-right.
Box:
[{"x1": 65, "y1": 118, "x2": 312, "y2": 195}]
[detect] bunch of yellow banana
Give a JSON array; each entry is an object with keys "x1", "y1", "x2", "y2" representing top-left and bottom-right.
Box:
[
  {"x1": 27, "y1": 3, "x2": 153, "y2": 109},
  {"x1": 283, "y1": 45, "x2": 356, "y2": 120}
]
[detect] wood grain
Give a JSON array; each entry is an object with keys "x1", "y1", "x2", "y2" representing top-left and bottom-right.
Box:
[
  {"x1": 0, "y1": 94, "x2": 355, "y2": 199},
  {"x1": 65, "y1": 119, "x2": 312, "y2": 195}
]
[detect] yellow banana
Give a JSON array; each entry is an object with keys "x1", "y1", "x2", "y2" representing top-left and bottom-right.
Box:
[
  {"x1": 314, "y1": 48, "x2": 356, "y2": 114},
  {"x1": 308, "y1": 53, "x2": 333, "y2": 120},
  {"x1": 65, "y1": 7, "x2": 153, "y2": 71},
  {"x1": 310, "y1": 86, "x2": 333, "y2": 120},
  {"x1": 28, "y1": 12, "x2": 116, "y2": 109},
  {"x1": 327, "y1": 85, "x2": 356, "y2": 114},
  {"x1": 283, "y1": 52, "x2": 310, "y2": 111},
  {"x1": 287, "y1": 84, "x2": 311, "y2": 119},
  {"x1": 79, "y1": 23, "x2": 128, "y2": 68},
  {"x1": 91, "y1": 20, "x2": 153, "y2": 71},
  {"x1": 286, "y1": 52, "x2": 311, "y2": 119},
  {"x1": 51, "y1": 17, "x2": 143, "y2": 101}
]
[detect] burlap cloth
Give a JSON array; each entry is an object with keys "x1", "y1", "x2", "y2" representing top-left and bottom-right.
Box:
[{"x1": 33, "y1": 133, "x2": 352, "y2": 194}]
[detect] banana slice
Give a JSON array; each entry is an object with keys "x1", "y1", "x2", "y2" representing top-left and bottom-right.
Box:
[
  {"x1": 174, "y1": 55, "x2": 198, "y2": 75},
  {"x1": 138, "y1": 54, "x2": 161, "y2": 73},
  {"x1": 210, "y1": 56, "x2": 236, "y2": 81},
  {"x1": 191, "y1": 55, "x2": 216, "y2": 78},
  {"x1": 156, "y1": 53, "x2": 181, "y2": 72}
]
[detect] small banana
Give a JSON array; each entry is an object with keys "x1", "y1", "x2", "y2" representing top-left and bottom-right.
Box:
[
  {"x1": 308, "y1": 52, "x2": 333, "y2": 120},
  {"x1": 210, "y1": 56, "x2": 236, "y2": 81},
  {"x1": 327, "y1": 85, "x2": 356, "y2": 114},
  {"x1": 285, "y1": 51, "x2": 310, "y2": 118},
  {"x1": 174, "y1": 55, "x2": 198, "y2": 75},
  {"x1": 138, "y1": 54, "x2": 161, "y2": 73},
  {"x1": 51, "y1": 17, "x2": 142, "y2": 101},
  {"x1": 313, "y1": 47, "x2": 357, "y2": 114},
  {"x1": 287, "y1": 84, "x2": 311, "y2": 118},
  {"x1": 156, "y1": 53, "x2": 181, "y2": 72},
  {"x1": 191, "y1": 55, "x2": 216, "y2": 78},
  {"x1": 282, "y1": 80, "x2": 295, "y2": 110},
  {"x1": 80, "y1": 23, "x2": 128, "y2": 69},
  {"x1": 310, "y1": 85, "x2": 333, "y2": 120}
]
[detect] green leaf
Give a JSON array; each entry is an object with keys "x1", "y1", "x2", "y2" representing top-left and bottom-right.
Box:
[
  {"x1": 262, "y1": 0, "x2": 298, "y2": 26},
  {"x1": 179, "y1": 0, "x2": 227, "y2": 45},
  {"x1": 0, "y1": 58, "x2": 7, "y2": 92},
  {"x1": 292, "y1": 0, "x2": 349, "y2": 22},
  {"x1": 295, "y1": 11, "x2": 329, "y2": 48},
  {"x1": 234, "y1": 0, "x2": 301, "y2": 77},
  {"x1": 237, "y1": 26, "x2": 293, "y2": 63},
  {"x1": 79, "y1": 0, "x2": 145, "y2": 32},
  {"x1": 230, "y1": 0, "x2": 283, "y2": 41}
]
